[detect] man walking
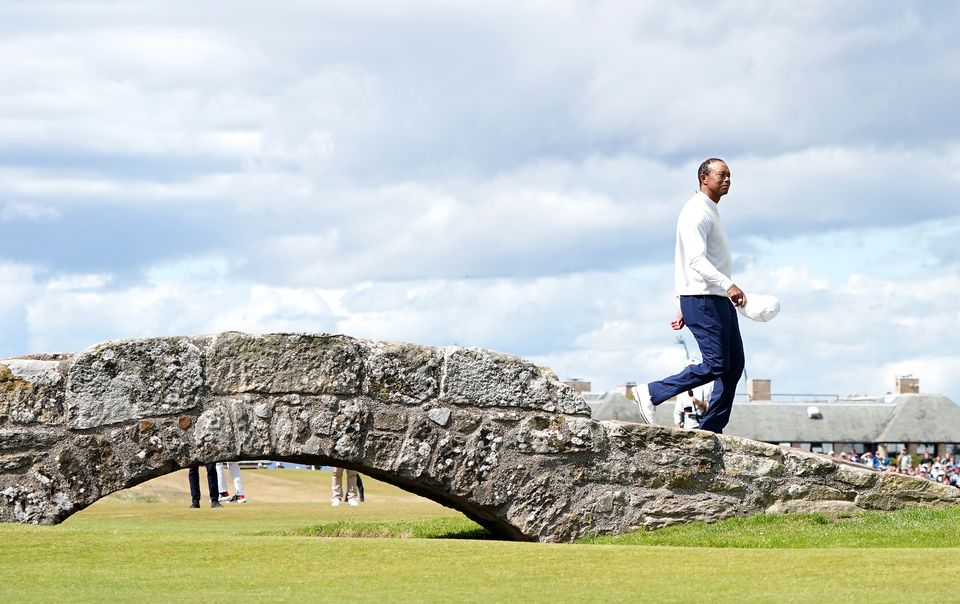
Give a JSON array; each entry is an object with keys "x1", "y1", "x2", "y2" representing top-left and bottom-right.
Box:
[{"x1": 634, "y1": 158, "x2": 746, "y2": 434}]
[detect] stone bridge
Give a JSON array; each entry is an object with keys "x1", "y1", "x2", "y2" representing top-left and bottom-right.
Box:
[{"x1": 1, "y1": 332, "x2": 957, "y2": 542}]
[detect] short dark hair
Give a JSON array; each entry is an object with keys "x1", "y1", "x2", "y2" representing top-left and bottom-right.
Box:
[{"x1": 698, "y1": 158, "x2": 725, "y2": 182}]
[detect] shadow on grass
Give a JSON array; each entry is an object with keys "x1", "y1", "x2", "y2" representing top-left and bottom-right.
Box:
[{"x1": 264, "y1": 517, "x2": 496, "y2": 540}]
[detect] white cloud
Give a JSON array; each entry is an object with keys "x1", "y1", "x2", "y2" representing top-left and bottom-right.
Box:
[
  {"x1": 0, "y1": 263, "x2": 38, "y2": 310},
  {"x1": 0, "y1": 263, "x2": 40, "y2": 356},
  {"x1": 22, "y1": 260, "x2": 341, "y2": 354},
  {"x1": 0, "y1": 1, "x2": 959, "y2": 409},
  {"x1": 0, "y1": 201, "x2": 61, "y2": 222},
  {"x1": 45, "y1": 273, "x2": 111, "y2": 291},
  {"x1": 3, "y1": 244, "x2": 958, "y2": 404}
]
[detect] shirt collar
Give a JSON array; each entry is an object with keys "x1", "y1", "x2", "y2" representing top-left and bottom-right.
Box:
[{"x1": 695, "y1": 190, "x2": 720, "y2": 214}]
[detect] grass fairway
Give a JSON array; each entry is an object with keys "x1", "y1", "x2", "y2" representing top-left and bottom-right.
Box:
[{"x1": 2, "y1": 469, "x2": 959, "y2": 603}]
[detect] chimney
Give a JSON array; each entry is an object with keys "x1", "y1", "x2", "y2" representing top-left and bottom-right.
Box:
[
  {"x1": 895, "y1": 376, "x2": 919, "y2": 394},
  {"x1": 617, "y1": 382, "x2": 637, "y2": 399},
  {"x1": 748, "y1": 379, "x2": 771, "y2": 402},
  {"x1": 563, "y1": 379, "x2": 592, "y2": 394}
]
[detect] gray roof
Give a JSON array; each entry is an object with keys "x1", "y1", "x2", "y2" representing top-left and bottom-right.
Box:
[
  {"x1": 584, "y1": 392, "x2": 648, "y2": 422},
  {"x1": 876, "y1": 395, "x2": 960, "y2": 443},
  {"x1": 586, "y1": 392, "x2": 960, "y2": 443}
]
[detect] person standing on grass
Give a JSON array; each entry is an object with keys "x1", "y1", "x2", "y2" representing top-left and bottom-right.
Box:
[
  {"x1": 188, "y1": 462, "x2": 222, "y2": 508},
  {"x1": 330, "y1": 467, "x2": 360, "y2": 507},
  {"x1": 216, "y1": 461, "x2": 247, "y2": 504},
  {"x1": 633, "y1": 158, "x2": 747, "y2": 434}
]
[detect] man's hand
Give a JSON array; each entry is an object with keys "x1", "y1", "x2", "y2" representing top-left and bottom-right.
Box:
[
  {"x1": 727, "y1": 285, "x2": 747, "y2": 308},
  {"x1": 670, "y1": 309, "x2": 684, "y2": 330}
]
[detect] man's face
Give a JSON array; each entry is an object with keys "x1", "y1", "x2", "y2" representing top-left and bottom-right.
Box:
[{"x1": 701, "y1": 161, "x2": 731, "y2": 199}]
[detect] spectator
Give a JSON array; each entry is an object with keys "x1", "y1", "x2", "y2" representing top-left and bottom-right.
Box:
[
  {"x1": 877, "y1": 452, "x2": 890, "y2": 467},
  {"x1": 931, "y1": 463, "x2": 945, "y2": 482},
  {"x1": 827, "y1": 450, "x2": 958, "y2": 488},
  {"x1": 331, "y1": 467, "x2": 360, "y2": 507},
  {"x1": 897, "y1": 449, "x2": 912, "y2": 472},
  {"x1": 674, "y1": 388, "x2": 709, "y2": 430},
  {"x1": 861, "y1": 452, "x2": 882, "y2": 471},
  {"x1": 216, "y1": 461, "x2": 247, "y2": 504},
  {"x1": 188, "y1": 462, "x2": 222, "y2": 508}
]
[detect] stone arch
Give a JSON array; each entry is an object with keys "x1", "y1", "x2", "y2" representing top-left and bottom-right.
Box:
[{"x1": 1, "y1": 332, "x2": 957, "y2": 542}]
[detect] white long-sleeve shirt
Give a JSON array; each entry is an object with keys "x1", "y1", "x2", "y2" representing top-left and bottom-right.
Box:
[{"x1": 674, "y1": 191, "x2": 735, "y2": 296}]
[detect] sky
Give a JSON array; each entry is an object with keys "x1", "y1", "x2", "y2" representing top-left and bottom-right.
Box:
[{"x1": 1, "y1": 1, "x2": 959, "y2": 403}]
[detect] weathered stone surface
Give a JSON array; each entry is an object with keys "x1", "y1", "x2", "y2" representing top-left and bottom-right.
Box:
[
  {"x1": 0, "y1": 429, "x2": 62, "y2": 453},
  {"x1": 65, "y1": 338, "x2": 203, "y2": 429},
  {"x1": 206, "y1": 332, "x2": 364, "y2": 395},
  {"x1": 766, "y1": 500, "x2": 860, "y2": 514},
  {"x1": 834, "y1": 463, "x2": 879, "y2": 488},
  {"x1": 772, "y1": 483, "x2": 851, "y2": 502},
  {"x1": 517, "y1": 415, "x2": 604, "y2": 454},
  {"x1": 441, "y1": 347, "x2": 589, "y2": 415},
  {"x1": 364, "y1": 341, "x2": 442, "y2": 404},
  {"x1": 0, "y1": 454, "x2": 35, "y2": 472},
  {"x1": 783, "y1": 451, "x2": 838, "y2": 478},
  {"x1": 0, "y1": 358, "x2": 68, "y2": 426},
  {"x1": 854, "y1": 492, "x2": 905, "y2": 511},
  {"x1": 427, "y1": 407, "x2": 451, "y2": 427},
  {"x1": 1, "y1": 331, "x2": 958, "y2": 542},
  {"x1": 723, "y1": 452, "x2": 785, "y2": 479},
  {"x1": 2, "y1": 359, "x2": 64, "y2": 386}
]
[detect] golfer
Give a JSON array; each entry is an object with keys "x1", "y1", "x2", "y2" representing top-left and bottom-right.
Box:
[{"x1": 634, "y1": 158, "x2": 746, "y2": 433}]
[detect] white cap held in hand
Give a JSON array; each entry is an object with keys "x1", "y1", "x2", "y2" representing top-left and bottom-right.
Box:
[{"x1": 737, "y1": 294, "x2": 780, "y2": 322}]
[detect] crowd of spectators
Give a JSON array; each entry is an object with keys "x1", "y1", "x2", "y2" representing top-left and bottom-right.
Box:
[{"x1": 832, "y1": 450, "x2": 960, "y2": 487}]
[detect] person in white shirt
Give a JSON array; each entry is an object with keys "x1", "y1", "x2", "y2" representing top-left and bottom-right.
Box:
[
  {"x1": 673, "y1": 362, "x2": 713, "y2": 429},
  {"x1": 633, "y1": 158, "x2": 747, "y2": 434}
]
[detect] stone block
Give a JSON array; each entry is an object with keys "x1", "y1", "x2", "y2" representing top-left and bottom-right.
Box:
[
  {"x1": 427, "y1": 407, "x2": 451, "y2": 427},
  {"x1": 441, "y1": 347, "x2": 589, "y2": 415},
  {"x1": 772, "y1": 483, "x2": 850, "y2": 501},
  {"x1": 874, "y1": 473, "x2": 960, "y2": 504},
  {"x1": 722, "y1": 453, "x2": 784, "y2": 478},
  {"x1": 0, "y1": 455, "x2": 35, "y2": 473},
  {"x1": 66, "y1": 338, "x2": 203, "y2": 429},
  {"x1": 363, "y1": 341, "x2": 442, "y2": 404},
  {"x1": 0, "y1": 429, "x2": 62, "y2": 454},
  {"x1": 517, "y1": 415, "x2": 604, "y2": 454},
  {"x1": 373, "y1": 409, "x2": 409, "y2": 432},
  {"x1": 783, "y1": 451, "x2": 838, "y2": 477},
  {"x1": 834, "y1": 463, "x2": 879, "y2": 487},
  {"x1": 855, "y1": 492, "x2": 904, "y2": 511},
  {"x1": 205, "y1": 332, "x2": 364, "y2": 396},
  {"x1": 721, "y1": 435, "x2": 783, "y2": 458},
  {"x1": 766, "y1": 500, "x2": 860, "y2": 514},
  {"x1": 0, "y1": 359, "x2": 67, "y2": 426}
]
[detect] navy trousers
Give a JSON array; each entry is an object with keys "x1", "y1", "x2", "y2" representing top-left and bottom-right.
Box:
[
  {"x1": 648, "y1": 295, "x2": 744, "y2": 433},
  {"x1": 188, "y1": 463, "x2": 219, "y2": 503}
]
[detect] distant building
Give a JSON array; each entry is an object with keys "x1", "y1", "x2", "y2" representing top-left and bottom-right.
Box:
[
  {"x1": 562, "y1": 379, "x2": 592, "y2": 394},
  {"x1": 581, "y1": 376, "x2": 960, "y2": 460}
]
